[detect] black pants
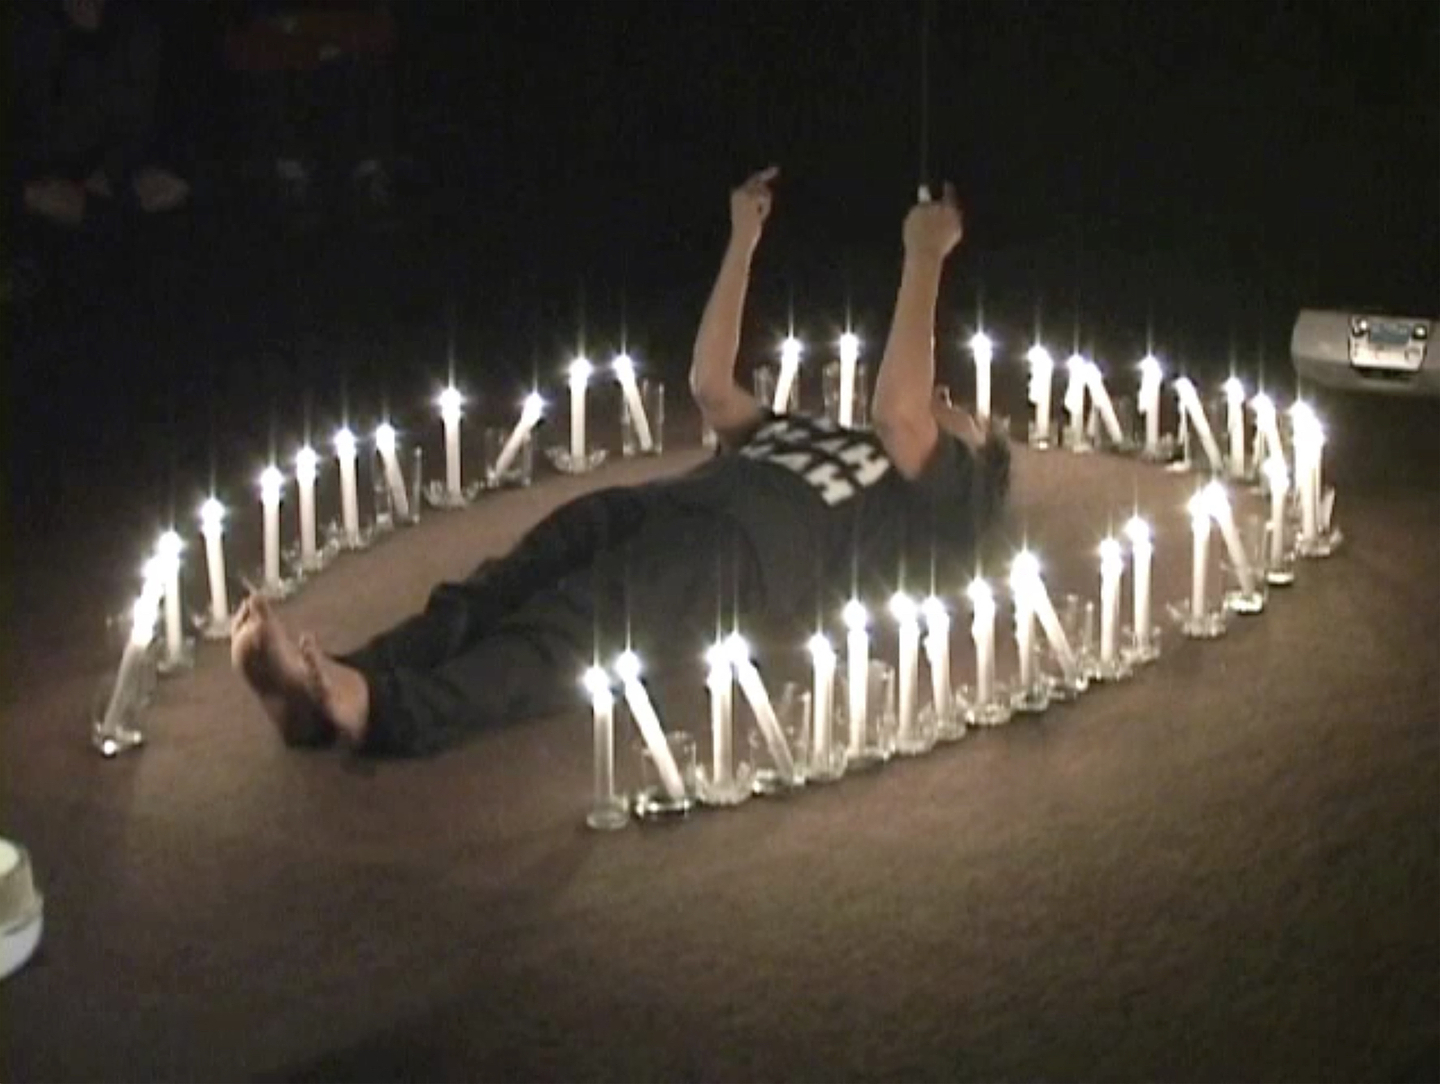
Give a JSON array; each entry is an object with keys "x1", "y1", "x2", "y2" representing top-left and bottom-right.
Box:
[{"x1": 339, "y1": 486, "x2": 763, "y2": 757}]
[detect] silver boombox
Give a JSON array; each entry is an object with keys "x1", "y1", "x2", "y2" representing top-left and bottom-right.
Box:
[{"x1": 1291, "y1": 309, "x2": 1436, "y2": 398}]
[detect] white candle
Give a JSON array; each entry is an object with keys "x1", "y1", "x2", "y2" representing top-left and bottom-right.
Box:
[
  {"x1": 1251, "y1": 393, "x2": 1284, "y2": 478},
  {"x1": 260, "y1": 466, "x2": 285, "y2": 590},
  {"x1": 438, "y1": 386, "x2": 464, "y2": 498},
  {"x1": 705, "y1": 643, "x2": 735, "y2": 789},
  {"x1": 1223, "y1": 377, "x2": 1247, "y2": 479},
  {"x1": 808, "y1": 633, "x2": 837, "y2": 765},
  {"x1": 921, "y1": 596, "x2": 952, "y2": 723},
  {"x1": 199, "y1": 498, "x2": 229, "y2": 627},
  {"x1": 890, "y1": 593, "x2": 920, "y2": 744},
  {"x1": 838, "y1": 332, "x2": 860, "y2": 428},
  {"x1": 612, "y1": 354, "x2": 654, "y2": 451},
  {"x1": 101, "y1": 582, "x2": 163, "y2": 733},
  {"x1": 1263, "y1": 456, "x2": 1289, "y2": 571},
  {"x1": 1188, "y1": 491, "x2": 1211, "y2": 620},
  {"x1": 494, "y1": 392, "x2": 545, "y2": 480},
  {"x1": 843, "y1": 600, "x2": 869, "y2": 755},
  {"x1": 1064, "y1": 354, "x2": 1089, "y2": 443},
  {"x1": 1013, "y1": 551, "x2": 1079, "y2": 683},
  {"x1": 1099, "y1": 538, "x2": 1123, "y2": 664},
  {"x1": 1010, "y1": 570, "x2": 1036, "y2": 690},
  {"x1": 374, "y1": 423, "x2": 411, "y2": 521},
  {"x1": 1124, "y1": 517, "x2": 1153, "y2": 652},
  {"x1": 965, "y1": 580, "x2": 996, "y2": 706},
  {"x1": 774, "y1": 336, "x2": 802, "y2": 414},
  {"x1": 615, "y1": 651, "x2": 686, "y2": 801},
  {"x1": 1203, "y1": 482, "x2": 1257, "y2": 595},
  {"x1": 568, "y1": 357, "x2": 592, "y2": 462},
  {"x1": 1027, "y1": 346, "x2": 1055, "y2": 441},
  {"x1": 1174, "y1": 378, "x2": 1227, "y2": 472},
  {"x1": 582, "y1": 667, "x2": 618, "y2": 813},
  {"x1": 295, "y1": 446, "x2": 319, "y2": 568},
  {"x1": 334, "y1": 427, "x2": 361, "y2": 546},
  {"x1": 969, "y1": 332, "x2": 994, "y2": 422},
  {"x1": 157, "y1": 530, "x2": 184, "y2": 662},
  {"x1": 1138, "y1": 355, "x2": 1164, "y2": 455},
  {"x1": 1291, "y1": 403, "x2": 1323, "y2": 545},
  {"x1": 1085, "y1": 361, "x2": 1126, "y2": 446},
  {"x1": 727, "y1": 634, "x2": 797, "y2": 779}
]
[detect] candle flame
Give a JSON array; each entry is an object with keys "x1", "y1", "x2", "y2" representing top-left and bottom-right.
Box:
[
  {"x1": 1026, "y1": 345, "x2": 1053, "y2": 368},
  {"x1": 581, "y1": 665, "x2": 610, "y2": 698},
  {"x1": 780, "y1": 336, "x2": 803, "y2": 367},
  {"x1": 522, "y1": 392, "x2": 546, "y2": 417},
  {"x1": 722, "y1": 632, "x2": 751, "y2": 663},
  {"x1": 375, "y1": 423, "x2": 397, "y2": 456},
  {"x1": 614, "y1": 649, "x2": 641, "y2": 683},
  {"x1": 568, "y1": 357, "x2": 593, "y2": 385},
  {"x1": 806, "y1": 633, "x2": 836, "y2": 663},
  {"x1": 295, "y1": 445, "x2": 319, "y2": 482},
  {"x1": 842, "y1": 599, "x2": 868, "y2": 631},
  {"x1": 1123, "y1": 516, "x2": 1152, "y2": 547},
  {"x1": 964, "y1": 579, "x2": 994, "y2": 608},
  {"x1": 969, "y1": 331, "x2": 994, "y2": 363},
  {"x1": 920, "y1": 595, "x2": 948, "y2": 626},
  {"x1": 1250, "y1": 392, "x2": 1275, "y2": 417},
  {"x1": 1139, "y1": 354, "x2": 1163, "y2": 380},
  {"x1": 1223, "y1": 376, "x2": 1245, "y2": 401},
  {"x1": 200, "y1": 497, "x2": 226, "y2": 530},
  {"x1": 1010, "y1": 550, "x2": 1041, "y2": 586},
  {"x1": 888, "y1": 592, "x2": 918, "y2": 623},
  {"x1": 438, "y1": 386, "x2": 464, "y2": 419},
  {"x1": 612, "y1": 353, "x2": 636, "y2": 381},
  {"x1": 260, "y1": 466, "x2": 285, "y2": 499},
  {"x1": 839, "y1": 332, "x2": 860, "y2": 364},
  {"x1": 334, "y1": 427, "x2": 357, "y2": 457},
  {"x1": 157, "y1": 529, "x2": 184, "y2": 560},
  {"x1": 1099, "y1": 537, "x2": 1124, "y2": 568}
]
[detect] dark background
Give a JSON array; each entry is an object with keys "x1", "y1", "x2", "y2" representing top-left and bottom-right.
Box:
[{"x1": 9, "y1": 0, "x2": 1439, "y2": 554}]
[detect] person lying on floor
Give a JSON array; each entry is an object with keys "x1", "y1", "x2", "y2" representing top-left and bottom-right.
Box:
[{"x1": 233, "y1": 167, "x2": 1012, "y2": 757}]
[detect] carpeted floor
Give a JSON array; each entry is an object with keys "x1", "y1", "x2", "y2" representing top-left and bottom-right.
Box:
[{"x1": 2, "y1": 392, "x2": 1437, "y2": 1083}]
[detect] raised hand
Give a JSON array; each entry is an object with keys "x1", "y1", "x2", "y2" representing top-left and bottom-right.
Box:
[
  {"x1": 902, "y1": 181, "x2": 964, "y2": 262},
  {"x1": 729, "y1": 166, "x2": 780, "y2": 248}
]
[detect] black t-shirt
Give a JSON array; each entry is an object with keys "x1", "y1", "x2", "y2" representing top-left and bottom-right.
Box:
[{"x1": 644, "y1": 412, "x2": 986, "y2": 619}]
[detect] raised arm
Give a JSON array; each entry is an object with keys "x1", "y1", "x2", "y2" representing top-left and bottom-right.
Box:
[
  {"x1": 688, "y1": 167, "x2": 776, "y2": 447},
  {"x1": 870, "y1": 184, "x2": 965, "y2": 478}
]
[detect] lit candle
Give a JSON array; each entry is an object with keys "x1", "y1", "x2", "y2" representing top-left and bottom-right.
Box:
[
  {"x1": 156, "y1": 530, "x2": 185, "y2": 664},
  {"x1": 1291, "y1": 402, "x2": 1325, "y2": 546},
  {"x1": 921, "y1": 596, "x2": 952, "y2": 724},
  {"x1": 1203, "y1": 481, "x2": 1257, "y2": 596},
  {"x1": 374, "y1": 423, "x2": 411, "y2": 522},
  {"x1": 494, "y1": 392, "x2": 545, "y2": 481},
  {"x1": 612, "y1": 354, "x2": 654, "y2": 452},
  {"x1": 705, "y1": 642, "x2": 735, "y2": 791},
  {"x1": 1188, "y1": 491, "x2": 1212, "y2": 620},
  {"x1": 1124, "y1": 517, "x2": 1153, "y2": 654},
  {"x1": 1064, "y1": 354, "x2": 1089, "y2": 445},
  {"x1": 1027, "y1": 345, "x2": 1055, "y2": 443},
  {"x1": 582, "y1": 667, "x2": 627, "y2": 830},
  {"x1": 969, "y1": 332, "x2": 994, "y2": 422},
  {"x1": 1012, "y1": 551, "x2": 1079, "y2": 684},
  {"x1": 334, "y1": 427, "x2": 360, "y2": 547},
  {"x1": 1085, "y1": 360, "x2": 1126, "y2": 447},
  {"x1": 1013, "y1": 558, "x2": 1036, "y2": 685},
  {"x1": 295, "y1": 445, "x2": 319, "y2": 569},
  {"x1": 259, "y1": 466, "x2": 285, "y2": 591},
  {"x1": 1223, "y1": 377, "x2": 1247, "y2": 479},
  {"x1": 889, "y1": 593, "x2": 921, "y2": 747},
  {"x1": 726, "y1": 634, "x2": 797, "y2": 780},
  {"x1": 615, "y1": 651, "x2": 686, "y2": 801},
  {"x1": 838, "y1": 332, "x2": 860, "y2": 428},
  {"x1": 100, "y1": 576, "x2": 164, "y2": 736},
  {"x1": 568, "y1": 357, "x2": 592, "y2": 462},
  {"x1": 774, "y1": 336, "x2": 802, "y2": 414},
  {"x1": 1173, "y1": 378, "x2": 1226, "y2": 473},
  {"x1": 843, "y1": 600, "x2": 869, "y2": 756},
  {"x1": 438, "y1": 386, "x2": 465, "y2": 499},
  {"x1": 808, "y1": 633, "x2": 837, "y2": 767},
  {"x1": 1251, "y1": 393, "x2": 1283, "y2": 478},
  {"x1": 1099, "y1": 537, "x2": 1123, "y2": 665},
  {"x1": 1263, "y1": 456, "x2": 1290, "y2": 572},
  {"x1": 199, "y1": 498, "x2": 229, "y2": 628},
  {"x1": 965, "y1": 580, "x2": 996, "y2": 707},
  {"x1": 1138, "y1": 355, "x2": 1164, "y2": 456}
]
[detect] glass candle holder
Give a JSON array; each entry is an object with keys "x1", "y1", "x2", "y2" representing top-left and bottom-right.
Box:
[
  {"x1": 633, "y1": 732, "x2": 698, "y2": 822},
  {"x1": 843, "y1": 660, "x2": 896, "y2": 772},
  {"x1": 1223, "y1": 512, "x2": 1269, "y2": 616},
  {"x1": 483, "y1": 425, "x2": 535, "y2": 489},
  {"x1": 750, "y1": 681, "x2": 810, "y2": 796},
  {"x1": 821, "y1": 360, "x2": 871, "y2": 428},
  {"x1": 621, "y1": 379, "x2": 665, "y2": 457}
]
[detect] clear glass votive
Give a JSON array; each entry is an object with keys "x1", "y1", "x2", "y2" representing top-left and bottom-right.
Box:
[
  {"x1": 964, "y1": 681, "x2": 1014, "y2": 727},
  {"x1": 621, "y1": 379, "x2": 666, "y2": 458},
  {"x1": 932, "y1": 687, "x2": 969, "y2": 743},
  {"x1": 483, "y1": 425, "x2": 535, "y2": 489},
  {"x1": 633, "y1": 732, "x2": 698, "y2": 822},
  {"x1": 1028, "y1": 418, "x2": 1058, "y2": 450},
  {"x1": 807, "y1": 678, "x2": 848, "y2": 784},
  {"x1": 1223, "y1": 512, "x2": 1269, "y2": 616},
  {"x1": 843, "y1": 660, "x2": 896, "y2": 772},
  {"x1": 750, "y1": 682, "x2": 810, "y2": 796},
  {"x1": 821, "y1": 361, "x2": 870, "y2": 429}
]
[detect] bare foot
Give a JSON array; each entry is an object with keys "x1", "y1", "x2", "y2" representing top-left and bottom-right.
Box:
[
  {"x1": 298, "y1": 636, "x2": 370, "y2": 745},
  {"x1": 231, "y1": 594, "x2": 334, "y2": 747}
]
